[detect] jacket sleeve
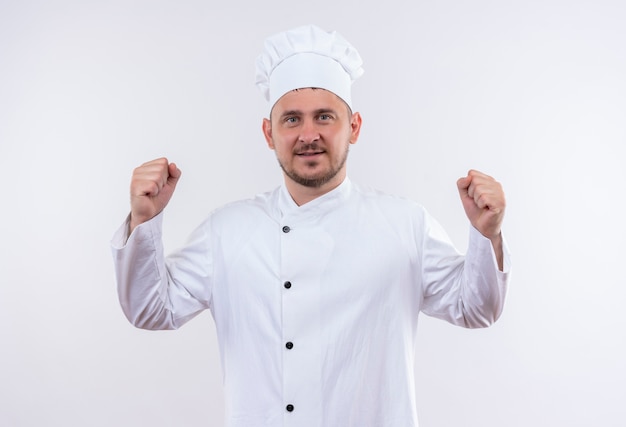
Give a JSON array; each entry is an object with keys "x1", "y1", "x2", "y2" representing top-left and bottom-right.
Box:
[
  {"x1": 110, "y1": 212, "x2": 213, "y2": 330},
  {"x1": 419, "y1": 213, "x2": 511, "y2": 328}
]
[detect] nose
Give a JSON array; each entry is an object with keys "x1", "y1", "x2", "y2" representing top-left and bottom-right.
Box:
[{"x1": 298, "y1": 118, "x2": 320, "y2": 143}]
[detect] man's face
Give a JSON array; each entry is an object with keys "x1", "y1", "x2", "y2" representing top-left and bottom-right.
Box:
[{"x1": 262, "y1": 88, "x2": 361, "y2": 191}]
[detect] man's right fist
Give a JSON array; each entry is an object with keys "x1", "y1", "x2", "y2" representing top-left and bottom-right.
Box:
[{"x1": 129, "y1": 158, "x2": 181, "y2": 233}]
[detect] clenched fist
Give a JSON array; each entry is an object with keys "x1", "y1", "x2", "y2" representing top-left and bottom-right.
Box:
[
  {"x1": 129, "y1": 158, "x2": 181, "y2": 233},
  {"x1": 457, "y1": 170, "x2": 506, "y2": 269}
]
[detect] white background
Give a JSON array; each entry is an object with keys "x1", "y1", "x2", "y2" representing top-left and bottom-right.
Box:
[{"x1": 1, "y1": 0, "x2": 625, "y2": 426}]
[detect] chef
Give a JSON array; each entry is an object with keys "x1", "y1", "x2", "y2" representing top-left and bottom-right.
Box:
[{"x1": 112, "y1": 24, "x2": 510, "y2": 427}]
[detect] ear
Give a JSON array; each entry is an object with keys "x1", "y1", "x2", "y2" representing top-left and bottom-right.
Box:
[
  {"x1": 262, "y1": 118, "x2": 275, "y2": 149},
  {"x1": 349, "y1": 112, "x2": 362, "y2": 145}
]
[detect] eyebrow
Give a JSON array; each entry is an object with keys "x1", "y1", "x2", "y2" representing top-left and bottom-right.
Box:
[{"x1": 279, "y1": 110, "x2": 302, "y2": 119}]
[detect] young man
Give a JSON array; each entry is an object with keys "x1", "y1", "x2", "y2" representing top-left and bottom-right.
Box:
[{"x1": 112, "y1": 25, "x2": 510, "y2": 427}]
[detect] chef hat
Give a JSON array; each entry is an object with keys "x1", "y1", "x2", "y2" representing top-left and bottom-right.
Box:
[{"x1": 255, "y1": 25, "x2": 364, "y2": 110}]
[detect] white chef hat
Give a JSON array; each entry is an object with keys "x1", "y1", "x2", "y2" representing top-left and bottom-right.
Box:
[{"x1": 255, "y1": 25, "x2": 364, "y2": 111}]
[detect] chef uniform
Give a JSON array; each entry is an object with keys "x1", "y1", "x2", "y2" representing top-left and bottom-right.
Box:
[{"x1": 112, "y1": 25, "x2": 510, "y2": 427}]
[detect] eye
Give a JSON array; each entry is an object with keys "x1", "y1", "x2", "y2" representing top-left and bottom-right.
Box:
[
  {"x1": 318, "y1": 114, "x2": 333, "y2": 121},
  {"x1": 284, "y1": 116, "x2": 299, "y2": 124}
]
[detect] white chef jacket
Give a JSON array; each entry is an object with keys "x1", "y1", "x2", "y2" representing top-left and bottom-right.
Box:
[{"x1": 111, "y1": 177, "x2": 510, "y2": 427}]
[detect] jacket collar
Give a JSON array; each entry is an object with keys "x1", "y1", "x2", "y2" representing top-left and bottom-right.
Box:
[{"x1": 278, "y1": 177, "x2": 352, "y2": 221}]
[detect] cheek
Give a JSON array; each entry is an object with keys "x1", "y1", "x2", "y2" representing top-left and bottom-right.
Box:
[
  {"x1": 272, "y1": 130, "x2": 298, "y2": 148},
  {"x1": 271, "y1": 139, "x2": 292, "y2": 158}
]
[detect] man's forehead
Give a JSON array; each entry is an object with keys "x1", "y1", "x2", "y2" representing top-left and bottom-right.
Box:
[{"x1": 271, "y1": 88, "x2": 348, "y2": 116}]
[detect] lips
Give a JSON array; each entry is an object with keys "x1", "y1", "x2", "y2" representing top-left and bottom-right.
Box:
[
  {"x1": 295, "y1": 143, "x2": 324, "y2": 156},
  {"x1": 297, "y1": 150, "x2": 324, "y2": 156}
]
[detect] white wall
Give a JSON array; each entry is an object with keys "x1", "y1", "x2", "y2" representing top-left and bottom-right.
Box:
[{"x1": 1, "y1": 0, "x2": 624, "y2": 426}]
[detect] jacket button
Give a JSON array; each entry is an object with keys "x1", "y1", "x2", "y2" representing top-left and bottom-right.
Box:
[
  {"x1": 282, "y1": 225, "x2": 290, "y2": 233},
  {"x1": 285, "y1": 341, "x2": 294, "y2": 350},
  {"x1": 286, "y1": 404, "x2": 294, "y2": 412},
  {"x1": 284, "y1": 281, "x2": 292, "y2": 289}
]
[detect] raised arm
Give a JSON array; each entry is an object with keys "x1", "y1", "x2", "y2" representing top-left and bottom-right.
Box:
[{"x1": 112, "y1": 158, "x2": 210, "y2": 330}]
